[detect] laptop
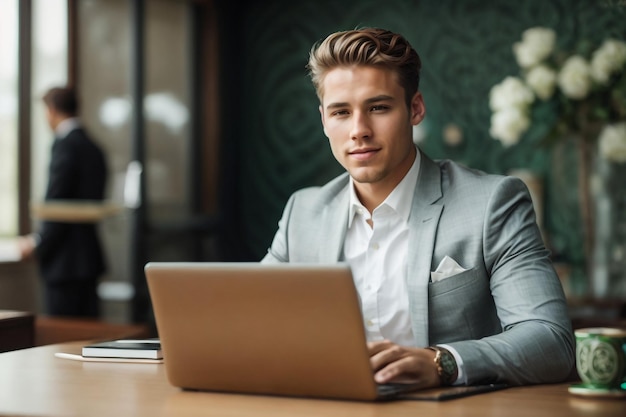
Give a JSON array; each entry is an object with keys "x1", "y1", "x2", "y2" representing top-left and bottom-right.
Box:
[{"x1": 144, "y1": 262, "x2": 421, "y2": 401}]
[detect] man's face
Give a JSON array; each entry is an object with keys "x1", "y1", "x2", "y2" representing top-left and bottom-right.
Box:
[
  {"x1": 45, "y1": 105, "x2": 59, "y2": 130},
  {"x1": 319, "y1": 66, "x2": 425, "y2": 196}
]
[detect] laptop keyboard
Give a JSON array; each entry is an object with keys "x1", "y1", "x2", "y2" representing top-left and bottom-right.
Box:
[{"x1": 377, "y1": 383, "x2": 419, "y2": 397}]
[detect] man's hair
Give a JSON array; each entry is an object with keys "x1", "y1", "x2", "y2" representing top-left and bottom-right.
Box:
[
  {"x1": 307, "y1": 28, "x2": 421, "y2": 105},
  {"x1": 42, "y1": 86, "x2": 79, "y2": 116}
]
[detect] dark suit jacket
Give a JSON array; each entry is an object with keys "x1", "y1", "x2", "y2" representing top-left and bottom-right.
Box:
[{"x1": 35, "y1": 127, "x2": 107, "y2": 284}]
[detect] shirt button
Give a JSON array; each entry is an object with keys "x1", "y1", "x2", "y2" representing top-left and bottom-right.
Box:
[
  {"x1": 366, "y1": 319, "x2": 374, "y2": 327},
  {"x1": 371, "y1": 243, "x2": 379, "y2": 250}
]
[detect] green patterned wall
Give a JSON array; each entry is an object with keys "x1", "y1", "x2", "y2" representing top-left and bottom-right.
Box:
[{"x1": 231, "y1": 0, "x2": 626, "y2": 280}]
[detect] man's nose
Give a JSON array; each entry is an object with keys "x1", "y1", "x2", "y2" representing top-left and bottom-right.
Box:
[{"x1": 350, "y1": 112, "x2": 372, "y2": 140}]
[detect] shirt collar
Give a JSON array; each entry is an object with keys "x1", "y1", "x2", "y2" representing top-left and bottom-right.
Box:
[
  {"x1": 55, "y1": 117, "x2": 80, "y2": 139},
  {"x1": 348, "y1": 146, "x2": 421, "y2": 227},
  {"x1": 348, "y1": 182, "x2": 367, "y2": 228}
]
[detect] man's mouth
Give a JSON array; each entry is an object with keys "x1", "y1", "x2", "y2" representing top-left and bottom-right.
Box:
[{"x1": 349, "y1": 148, "x2": 379, "y2": 161}]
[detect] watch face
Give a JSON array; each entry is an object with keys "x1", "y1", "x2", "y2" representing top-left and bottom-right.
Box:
[{"x1": 441, "y1": 351, "x2": 457, "y2": 375}]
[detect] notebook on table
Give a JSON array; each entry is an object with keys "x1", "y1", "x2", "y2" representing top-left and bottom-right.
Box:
[{"x1": 144, "y1": 262, "x2": 421, "y2": 401}]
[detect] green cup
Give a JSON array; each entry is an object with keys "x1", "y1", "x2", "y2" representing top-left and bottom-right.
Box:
[{"x1": 573, "y1": 327, "x2": 626, "y2": 395}]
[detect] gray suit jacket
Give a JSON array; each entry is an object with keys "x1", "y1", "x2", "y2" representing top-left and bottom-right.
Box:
[{"x1": 262, "y1": 151, "x2": 575, "y2": 385}]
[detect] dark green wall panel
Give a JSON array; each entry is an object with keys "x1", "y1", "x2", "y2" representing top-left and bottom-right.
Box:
[{"x1": 230, "y1": 0, "x2": 626, "y2": 275}]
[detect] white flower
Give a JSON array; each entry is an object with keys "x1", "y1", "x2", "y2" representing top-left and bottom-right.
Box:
[
  {"x1": 590, "y1": 39, "x2": 626, "y2": 85},
  {"x1": 489, "y1": 76, "x2": 534, "y2": 111},
  {"x1": 513, "y1": 27, "x2": 557, "y2": 68},
  {"x1": 557, "y1": 56, "x2": 592, "y2": 100},
  {"x1": 599, "y1": 122, "x2": 626, "y2": 163},
  {"x1": 525, "y1": 65, "x2": 557, "y2": 100},
  {"x1": 489, "y1": 107, "x2": 531, "y2": 146}
]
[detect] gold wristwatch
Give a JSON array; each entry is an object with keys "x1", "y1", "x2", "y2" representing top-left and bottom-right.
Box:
[{"x1": 426, "y1": 346, "x2": 458, "y2": 386}]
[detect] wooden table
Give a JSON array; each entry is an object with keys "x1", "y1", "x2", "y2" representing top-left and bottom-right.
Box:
[
  {"x1": 0, "y1": 311, "x2": 34, "y2": 352},
  {"x1": 0, "y1": 342, "x2": 624, "y2": 417},
  {"x1": 30, "y1": 200, "x2": 123, "y2": 222}
]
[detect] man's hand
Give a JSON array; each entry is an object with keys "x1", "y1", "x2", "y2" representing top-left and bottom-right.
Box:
[
  {"x1": 367, "y1": 340, "x2": 440, "y2": 388},
  {"x1": 17, "y1": 235, "x2": 36, "y2": 260}
]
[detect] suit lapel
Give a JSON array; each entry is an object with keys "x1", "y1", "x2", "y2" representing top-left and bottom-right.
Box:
[
  {"x1": 318, "y1": 185, "x2": 350, "y2": 263},
  {"x1": 315, "y1": 159, "x2": 443, "y2": 346},
  {"x1": 406, "y1": 153, "x2": 444, "y2": 347}
]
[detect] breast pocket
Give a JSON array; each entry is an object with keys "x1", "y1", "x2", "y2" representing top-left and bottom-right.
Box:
[{"x1": 428, "y1": 268, "x2": 500, "y2": 343}]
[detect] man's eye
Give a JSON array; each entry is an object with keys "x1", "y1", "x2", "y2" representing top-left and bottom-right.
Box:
[
  {"x1": 331, "y1": 110, "x2": 349, "y2": 116},
  {"x1": 370, "y1": 105, "x2": 389, "y2": 112}
]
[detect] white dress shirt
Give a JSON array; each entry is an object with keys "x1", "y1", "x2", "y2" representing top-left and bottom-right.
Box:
[
  {"x1": 343, "y1": 149, "x2": 420, "y2": 347},
  {"x1": 343, "y1": 147, "x2": 466, "y2": 384}
]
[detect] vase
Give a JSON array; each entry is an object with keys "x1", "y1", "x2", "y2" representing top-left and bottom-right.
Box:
[
  {"x1": 589, "y1": 148, "x2": 626, "y2": 299},
  {"x1": 548, "y1": 135, "x2": 626, "y2": 300}
]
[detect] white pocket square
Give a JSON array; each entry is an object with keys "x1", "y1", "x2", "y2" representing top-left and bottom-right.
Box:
[{"x1": 430, "y1": 256, "x2": 468, "y2": 282}]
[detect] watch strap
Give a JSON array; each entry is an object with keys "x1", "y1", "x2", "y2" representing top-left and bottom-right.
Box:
[{"x1": 426, "y1": 346, "x2": 458, "y2": 386}]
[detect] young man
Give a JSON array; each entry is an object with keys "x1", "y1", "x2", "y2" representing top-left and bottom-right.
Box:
[
  {"x1": 262, "y1": 28, "x2": 574, "y2": 389},
  {"x1": 19, "y1": 86, "x2": 108, "y2": 318}
]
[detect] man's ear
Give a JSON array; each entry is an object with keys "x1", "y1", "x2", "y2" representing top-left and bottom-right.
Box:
[{"x1": 409, "y1": 92, "x2": 426, "y2": 125}]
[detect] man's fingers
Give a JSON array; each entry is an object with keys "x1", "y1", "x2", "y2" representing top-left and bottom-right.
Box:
[
  {"x1": 366, "y1": 339, "x2": 393, "y2": 355},
  {"x1": 369, "y1": 343, "x2": 405, "y2": 371},
  {"x1": 374, "y1": 355, "x2": 421, "y2": 384}
]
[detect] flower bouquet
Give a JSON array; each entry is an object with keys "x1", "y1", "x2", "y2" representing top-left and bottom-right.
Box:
[
  {"x1": 488, "y1": 27, "x2": 626, "y2": 295},
  {"x1": 489, "y1": 27, "x2": 626, "y2": 158}
]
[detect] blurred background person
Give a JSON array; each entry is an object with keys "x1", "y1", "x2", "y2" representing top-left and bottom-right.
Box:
[{"x1": 19, "y1": 86, "x2": 108, "y2": 318}]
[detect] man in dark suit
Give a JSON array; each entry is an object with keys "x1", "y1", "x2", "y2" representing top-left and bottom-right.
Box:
[{"x1": 19, "y1": 86, "x2": 108, "y2": 318}]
